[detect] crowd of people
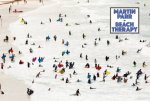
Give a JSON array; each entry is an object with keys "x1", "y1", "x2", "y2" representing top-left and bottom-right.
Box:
[{"x1": 0, "y1": 0, "x2": 150, "y2": 99}]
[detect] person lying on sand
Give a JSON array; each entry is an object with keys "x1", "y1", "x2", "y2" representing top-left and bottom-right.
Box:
[{"x1": 13, "y1": 9, "x2": 23, "y2": 13}]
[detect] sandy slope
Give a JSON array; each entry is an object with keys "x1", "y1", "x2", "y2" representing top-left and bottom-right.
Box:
[
  {"x1": 0, "y1": 0, "x2": 46, "y2": 101},
  {"x1": 5, "y1": 0, "x2": 150, "y2": 101}
]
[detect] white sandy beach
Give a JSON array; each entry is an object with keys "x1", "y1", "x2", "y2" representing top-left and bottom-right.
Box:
[{"x1": 0, "y1": 0, "x2": 150, "y2": 101}]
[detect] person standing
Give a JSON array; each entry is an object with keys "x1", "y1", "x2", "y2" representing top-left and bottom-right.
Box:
[
  {"x1": 82, "y1": 33, "x2": 86, "y2": 39},
  {"x1": 49, "y1": 18, "x2": 51, "y2": 23},
  {"x1": 27, "y1": 62, "x2": 30, "y2": 68},
  {"x1": 1, "y1": 63, "x2": 4, "y2": 69},
  {"x1": 54, "y1": 35, "x2": 57, "y2": 41},
  {"x1": 107, "y1": 40, "x2": 110, "y2": 46},
  {"x1": 69, "y1": 31, "x2": 71, "y2": 36},
  {"x1": 133, "y1": 61, "x2": 136, "y2": 67},
  {"x1": 85, "y1": 55, "x2": 88, "y2": 61}
]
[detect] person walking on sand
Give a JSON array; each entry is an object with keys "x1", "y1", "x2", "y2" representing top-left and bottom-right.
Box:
[
  {"x1": 69, "y1": 31, "x2": 71, "y2": 36},
  {"x1": 25, "y1": 39, "x2": 28, "y2": 45},
  {"x1": 107, "y1": 40, "x2": 110, "y2": 46},
  {"x1": 1, "y1": 53, "x2": 6, "y2": 63},
  {"x1": 0, "y1": 15, "x2": 2, "y2": 27},
  {"x1": 136, "y1": 69, "x2": 143, "y2": 80},
  {"x1": 133, "y1": 61, "x2": 136, "y2": 67},
  {"x1": 142, "y1": 61, "x2": 147, "y2": 67},
  {"x1": 1, "y1": 63, "x2": 4, "y2": 69},
  {"x1": 94, "y1": 40, "x2": 97, "y2": 46},
  {"x1": 98, "y1": 28, "x2": 101, "y2": 31},
  {"x1": 144, "y1": 74, "x2": 149, "y2": 83},
  {"x1": 27, "y1": 62, "x2": 30, "y2": 68},
  {"x1": 9, "y1": 5, "x2": 12, "y2": 13},
  {"x1": 93, "y1": 75, "x2": 96, "y2": 81}
]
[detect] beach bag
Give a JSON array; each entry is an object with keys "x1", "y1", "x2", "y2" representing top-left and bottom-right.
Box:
[{"x1": 106, "y1": 71, "x2": 111, "y2": 75}]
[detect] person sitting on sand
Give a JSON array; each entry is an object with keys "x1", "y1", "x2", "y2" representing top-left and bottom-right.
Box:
[
  {"x1": 75, "y1": 89, "x2": 80, "y2": 96},
  {"x1": 27, "y1": 88, "x2": 34, "y2": 96},
  {"x1": 13, "y1": 9, "x2": 23, "y2": 13}
]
